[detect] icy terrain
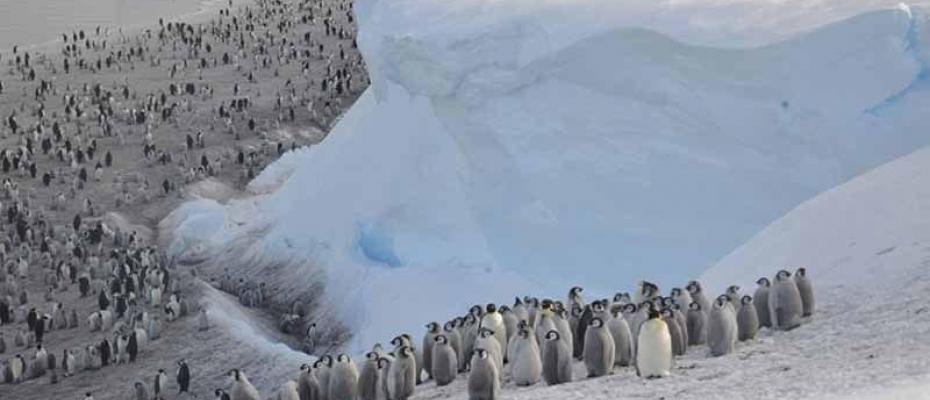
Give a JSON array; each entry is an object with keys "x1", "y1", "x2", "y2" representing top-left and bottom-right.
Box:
[{"x1": 167, "y1": 0, "x2": 930, "y2": 351}]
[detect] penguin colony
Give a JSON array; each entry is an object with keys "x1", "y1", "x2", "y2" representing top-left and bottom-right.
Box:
[
  {"x1": 198, "y1": 268, "x2": 814, "y2": 400},
  {"x1": 0, "y1": 0, "x2": 367, "y2": 396}
]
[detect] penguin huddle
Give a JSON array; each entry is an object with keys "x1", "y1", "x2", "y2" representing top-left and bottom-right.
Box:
[{"x1": 235, "y1": 268, "x2": 813, "y2": 400}]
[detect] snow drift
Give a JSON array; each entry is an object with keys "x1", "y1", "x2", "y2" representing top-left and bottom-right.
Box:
[{"x1": 167, "y1": 0, "x2": 930, "y2": 350}]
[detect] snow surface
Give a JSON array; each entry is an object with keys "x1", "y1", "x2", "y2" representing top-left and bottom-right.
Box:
[{"x1": 168, "y1": 0, "x2": 930, "y2": 352}]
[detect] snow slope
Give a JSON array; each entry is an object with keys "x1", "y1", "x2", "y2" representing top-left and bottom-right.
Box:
[
  {"x1": 401, "y1": 146, "x2": 930, "y2": 400},
  {"x1": 167, "y1": 0, "x2": 930, "y2": 351}
]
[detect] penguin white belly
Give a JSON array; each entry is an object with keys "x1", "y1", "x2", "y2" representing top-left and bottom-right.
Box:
[{"x1": 637, "y1": 320, "x2": 672, "y2": 378}]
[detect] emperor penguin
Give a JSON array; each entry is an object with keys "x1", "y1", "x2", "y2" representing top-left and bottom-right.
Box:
[
  {"x1": 510, "y1": 326, "x2": 542, "y2": 387},
  {"x1": 215, "y1": 389, "x2": 232, "y2": 400},
  {"x1": 635, "y1": 281, "x2": 659, "y2": 304},
  {"x1": 198, "y1": 308, "x2": 210, "y2": 331},
  {"x1": 686, "y1": 302, "x2": 707, "y2": 346},
  {"x1": 769, "y1": 270, "x2": 803, "y2": 330},
  {"x1": 636, "y1": 310, "x2": 672, "y2": 379},
  {"x1": 554, "y1": 308, "x2": 575, "y2": 358},
  {"x1": 357, "y1": 351, "x2": 380, "y2": 400},
  {"x1": 479, "y1": 304, "x2": 507, "y2": 355},
  {"x1": 64, "y1": 349, "x2": 77, "y2": 376},
  {"x1": 430, "y1": 334, "x2": 457, "y2": 386},
  {"x1": 568, "y1": 286, "x2": 584, "y2": 310},
  {"x1": 686, "y1": 281, "x2": 711, "y2": 313},
  {"x1": 723, "y1": 286, "x2": 741, "y2": 310},
  {"x1": 670, "y1": 288, "x2": 693, "y2": 310},
  {"x1": 499, "y1": 305, "x2": 518, "y2": 343},
  {"x1": 298, "y1": 364, "x2": 323, "y2": 400},
  {"x1": 177, "y1": 359, "x2": 191, "y2": 393},
  {"x1": 134, "y1": 381, "x2": 150, "y2": 400},
  {"x1": 737, "y1": 296, "x2": 759, "y2": 341},
  {"x1": 707, "y1": 295, "x2": 737, "y2": 357},
  {"x1": 474, "y1": 328, "x2": 503, "y2": 378},
  {"x1": 753, "y1": 278, "x2": 772, "y2": 328},
  {"x1": 388, "y1": 346, "x2": 416, "y2": 400},
  {"x1": 661, "y1": 308, "x2": 685, "y2": 357},
  {"x1": 154, "y1": 369, "x2": 168, "y2": 399},
  {"x1": 278, "y1": 381, "x2": 301, "y2": 400},
  {"x1": 314, "y1": 355, "x2": 333, "y2": 400},
  {"x1": 229, "y1": 369, "x2": 261, "y2": 400},
  {"x1": 468, "y1": 349, "x2": 500, "y2": 400},
  {"x1": 511, "y1": 297, "x2": 529, "y2": 326},
  {"x1": 328, "y1": 354, "x2": 359, "y2": 400},
  {"x1": 442, "y1": 321, "x2": 464, "y2": 372},
  {"x1": 671, "y1": 303, "x2": 689, "y2": 352},
  {"x1": 534, "y1": 306, "x2": 558, "y2": 352},
  {"x1": 421, "y1": 322, "x2": 440, "y2": 381},
  {"x1": 541, "y1": 330, "x2": 572, "y2": 385},
  {"x1": 606, "y1": 309, "x2": 633, "y2": 367},
  {"x1": 11, "y1": 354, "x2": 24, "y2": 382},
  {"x1": 583, "y1": 317, "x2": 615, "y2": 378},
  {"x1": 795, "y1": 267, "x2": 815, "y2": 317}
]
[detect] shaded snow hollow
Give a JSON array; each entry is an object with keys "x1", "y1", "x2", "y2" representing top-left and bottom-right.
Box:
[{"x1": 167, "y1": 0, "x2": 930, "y2": 353}]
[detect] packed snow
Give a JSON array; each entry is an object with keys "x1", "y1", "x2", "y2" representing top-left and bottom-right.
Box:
[{"x1": 167, "y1": 0, "x2": 930, "y2": 355}]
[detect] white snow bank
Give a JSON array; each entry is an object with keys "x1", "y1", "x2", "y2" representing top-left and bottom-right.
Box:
[
  {"x1": 168, "y1": 0, "x2": 930, "y2": 351},
  {"x1": 702, "y1": 146, "x2": 930, "y2": 293}
]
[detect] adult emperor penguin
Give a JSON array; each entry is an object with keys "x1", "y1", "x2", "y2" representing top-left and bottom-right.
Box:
[
  {"x1": 510, "y1": 326, "x2": 542, "y2": 387},
  {"x1": 154, "y1": 368, "x2": 168, "y2": 400},
  {"x1": 636, "y1": 309, "x2": 672, "y2": 379},
  {"x1": 737, "y1": 296, "x2": 759, "y2": 341},
  {"x1": 753, "y1": 278, "x2": 772, "y2": 328},
  {"x1": 583, "y1": 317, "x2": 615, "y2": 377},
  {"x1": 11, "y1": 354, "x2": 24, "y2": 382},
  {"x1": 474, "y1": 328, "x2": 503, "y2": 378},
  {"x1": 278, "y1": 381, "x2": 301, "y2": 400},
  {"x1": 541, "y1": 330, "x2": 572, "y2": 385},
  {"x1": 421, "y1": 322, "x2": 440, "y2": 381},
  {"x1": 357, "y1": 351, "x2": 380, "y2": 400},
  {"x1": 606, "y1": 309, "x2": 633, "y2": 367},
  {"x1": 388, "y1": 346, "x2": 416, "y2": 400},
  {"x1": 468, "y1": 349, "x2": 500, "y2": 400},
  {"x1": 431, "y1": 334, "x2": 457, "y2": 386},
  {"x1": 329, "y1": 354, "x2": 359, "y2": 400},
  {"x1": 229, "y1": 369, "x2": 261, "y2": 400},
  {"x1": 686, "y1": 302, "x2": 707, "y2": 346},
  {"x1": 769, "y1": 270, "x2": 803, "y2": 330},
  {"x1": 685, "y1": 281, "x2": 711, "y2": 313},
  {"x1": 178, "y1": 359, "x2": 192, "y2": 393},
  {"x1": 707, "y1": 295, "x2": 737, "y2": 356},
  {"x1": 795, "y1": 267, "x2": 815, "y2": 317},
  {"x1": 479, "y1": 304, "x2": 507, "y2": 355}
]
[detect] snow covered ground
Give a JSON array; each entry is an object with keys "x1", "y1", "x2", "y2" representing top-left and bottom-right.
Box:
[{"x1": 167, "y1": 0, "x2": 930, "y2": 354}]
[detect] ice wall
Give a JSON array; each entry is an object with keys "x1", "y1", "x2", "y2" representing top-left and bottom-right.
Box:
[{"x1": 168, "y1": 0, "x2": 930, "y2": 349}]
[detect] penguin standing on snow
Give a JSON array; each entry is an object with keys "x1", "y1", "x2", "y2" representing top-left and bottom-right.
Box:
[
  {"x1": 430, "y1": 335, "x2": 457, "y2": 386},
  {"x1": 541, "y1": 330, "x2": 572, "y2": 385},
  {"x1": 753, "y1": 278, "x2": 772, "y2": 328},
  {"x1": 510, "y1": 325, "x2": 542, "y2": 387},
  {"x1": 328, "y1": 354, "x2": 358, "y2": 400},
  {"x1": 388, "y1": 346, "x2": 416, "y2": 400},
  {"x1": 708, "y1": 295, "x2": 737, "y2": 356},
  {"x1": 177, "y1": 359, "x2": 191, "y2": 393},
  {"x1": 583, "y1": 317, "x2": 615, "y2": 377},
  {"x1": 357, "y1": 351, "x2": 380, "y2": 400},
  {"x1": 636, "y1": 309, "x2": 672, "y2": 379},
  {"x1": 229, "y1": 369, "x2": 261, "y2": 400},
  {"x1": 686, "y1": 302, "x2": 707, "y2": 346},
  {"x1": 154, "y1": 369, "x2": 167, "y2": 400},
  {"x1": 421, "y1": 322, "x2": 440, "y2": 381},
  {"x1": 468, "y1": 349, "x2": 500, "y2": 400},
  {"x1": 737, "y1": 296, "x2": 759, "y2": 341},
  {"x1": 769, "y1": 270, "x2": 803, "y2": 330},
  {"x1": 795, "y1": 267, "x2": 815, "y2": 317},
  {"x1": 134, "y1": 381, "x2": 150, "y2": 400},
  {"x1": 297, "y1": 364, "x2": 321, "y2": 400}
]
